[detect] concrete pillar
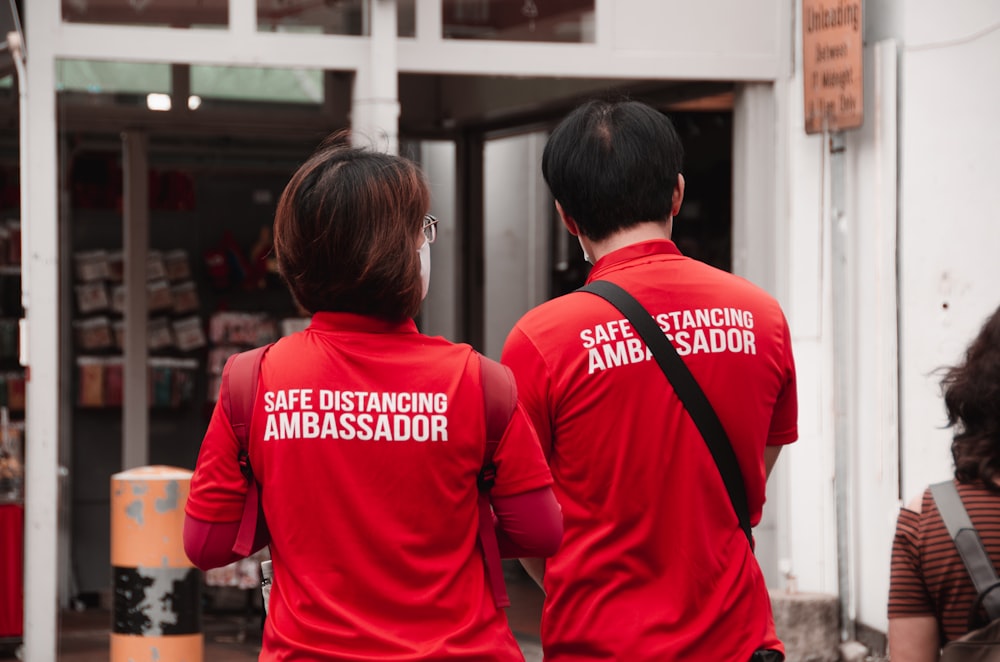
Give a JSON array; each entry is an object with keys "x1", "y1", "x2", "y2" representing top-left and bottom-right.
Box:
[
  {"x1": 351, "y1": 0, "x2": 399, "y2": 154},
  {"x1": 771, "y1": 590, "x2": 840, "y2": 662},
  {"x1": 110, "y1": 466, "x2": 202, "y2": 661}
]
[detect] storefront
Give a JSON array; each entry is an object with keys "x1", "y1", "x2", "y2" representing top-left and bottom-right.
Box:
[{"x1": 11, "y1": 0, "x2": 827, "y2": 658}]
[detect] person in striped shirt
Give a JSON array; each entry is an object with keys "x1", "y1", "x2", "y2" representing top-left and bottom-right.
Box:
[{"x1": 888, "y1": 304, "x2": 1000, "y2": 660}]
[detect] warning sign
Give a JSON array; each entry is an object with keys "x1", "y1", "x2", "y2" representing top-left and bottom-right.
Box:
[{"x1": 802, "y1": 0, "x2": 864, "y2": 134}]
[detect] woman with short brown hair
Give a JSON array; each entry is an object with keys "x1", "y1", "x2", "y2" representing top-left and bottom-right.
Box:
[
  {"x1": 273, "y1": 135, "x2": 429, "y2": 320},
  {"x1": 185, "y1": 134, "x2": 562, "y2": 660}
]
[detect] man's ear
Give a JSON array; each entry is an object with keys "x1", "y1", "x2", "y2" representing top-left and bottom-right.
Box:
[
  {"x1": 555, "y1": 201, "x2": 580, "y2": 236},
  {"x1": 671, "y1": 173, "x2": 686, "y2": 218}
]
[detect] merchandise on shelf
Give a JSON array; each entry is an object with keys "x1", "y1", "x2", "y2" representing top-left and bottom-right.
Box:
[
  {"x1": 73, "y1": 250, "x2": 111, "y2": 282},
  {"x1": 170, "y1": 281, "x2": 200, "y2": 314},
  {"x1": 173, "y1": 316, "x2": 207, "y2": 352},
  {"x1": 73, "y1": 247, "x2": 205, "y2": 355},
  {"x1": 75, "y1": 281, "x2": 110, "y2": 314},
  {"x1": 163, "y1": 250, "x2": 192, "y2": 281},
  {"x1": 208, "y1": 311, "x2": 278, "y2": 347},
  {"x1": 76, "y1": 356, "x2": 199, "y2": 409},
  {"x1": 147, "y1": 317, "x2": 174, "y2": 351},
  {"x1": 146, "y1": 250, "x2": 167, "y2": 281},
  {"x1": 74, "y1": 316, "x2": 114, "y2": 351},
  {"x1": 203, "y1": 315, "x2": 309, "y2": 403},
  {"x1": 147, "y1": 279, "x2": 173, "y2": 312}
]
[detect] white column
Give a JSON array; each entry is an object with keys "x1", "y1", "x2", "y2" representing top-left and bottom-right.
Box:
[
  {"x1": 732, "y1": 82, "x2": 784, "y2": 588},
  {"x1": 122, "y1": 132, "x2": 149, "y2": 470},
  {"x1": 732, "y1": 84, "x2": 778, "y2": 295},
  {"x1": 352, "y1": 0, "x2": 399, "y2": 154},
  {"x1": 20, "y1": 0, "x2": 61, "y2": 658},
  {"x1": 414, "y1": 0, "x2": 441, "y2": 40},
  {"x1": 229, "y1": 0, "x2": 256, "y2": 36}
]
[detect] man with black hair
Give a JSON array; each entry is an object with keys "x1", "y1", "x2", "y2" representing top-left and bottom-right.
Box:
[{"x1": 501, "y1": 99, "x2": 799, "y2": 661}]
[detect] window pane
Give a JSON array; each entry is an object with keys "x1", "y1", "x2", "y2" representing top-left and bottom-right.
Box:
[
  {"x1": 56, "y1": 60, "x2": 171, "y2": 96},
  {"x1": 62, "y1": 0, "x2": 227, "y2": 27},
  {"x1": 258, "y1": 0, "x2": 366, "y2": 35},
  {"x1": 398, "y1": 0, "x2": 415, "y2": 37},
  {"x1": 191, "y1": 65, "x2": 323, "y2": 105},
  {"x1": 443, "y1": 0, "x2": 594, "y2": 42}
]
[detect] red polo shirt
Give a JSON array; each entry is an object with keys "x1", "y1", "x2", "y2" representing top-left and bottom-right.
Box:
[
  {"x1": 501, "y1": 240, "x2": 798, "y2": 661},
  {"x1": 188, "y1": 312, "x2": 552, "y2": 661}
]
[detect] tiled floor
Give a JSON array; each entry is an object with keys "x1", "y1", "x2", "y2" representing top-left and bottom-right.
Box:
[{"x1": 0, "y1": 571, "x2": 545, "y2": 661}]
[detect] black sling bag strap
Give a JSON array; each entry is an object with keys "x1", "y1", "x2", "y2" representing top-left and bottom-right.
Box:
[
  {"x1": 930, "y1": 481, "x2": 1000, "y2": 622},
  {"x1": 578, "y1": 280, "x2": 754, "y2": 549}
]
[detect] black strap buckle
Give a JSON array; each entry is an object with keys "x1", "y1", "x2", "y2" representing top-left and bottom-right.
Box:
[
  {"x1": 237, "y1": 449, "x2": 254, "y2": 482},
  {"x1": 478, "y1": 462, "x2": 496, "y2": 491}
]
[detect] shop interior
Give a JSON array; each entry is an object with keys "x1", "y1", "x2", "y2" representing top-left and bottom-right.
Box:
[{"x1": 0, "y1": 2, "x2": 737, "y2": 649}]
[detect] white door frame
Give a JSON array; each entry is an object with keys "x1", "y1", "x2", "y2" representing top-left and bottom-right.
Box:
[{"x1": 20, "y1": 1, "x2": 787, "y2": 657}]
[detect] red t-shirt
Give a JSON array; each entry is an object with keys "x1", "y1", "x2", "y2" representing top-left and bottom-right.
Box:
[
  {"x1": 187, "y1": 312, "x2": 553, "y2": 661},
  {"x1": 501, "y1": 240, "x2": 798, "y2": 661}
]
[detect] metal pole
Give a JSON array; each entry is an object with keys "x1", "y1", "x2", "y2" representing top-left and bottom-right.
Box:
[
  {"x1": 122, "y1": 132, "x2": 150, "y2": 469},
  {"x1": 830, "y1": 129, "x2": 856, "y2": 642}
]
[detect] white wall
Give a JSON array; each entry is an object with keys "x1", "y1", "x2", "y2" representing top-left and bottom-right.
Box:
[
  {"x1": 895, "y1": 2, "x2": 1000, "y2": 500},
  {"x1": 610, "y1": 0, "x2": 784, "y2": 66},
  {"x1": 402, "y1": 0, "x2": 786, "y2": 80},
  {"x1": 774, "y1": 0, "x2": 1000, "y2": 637}
]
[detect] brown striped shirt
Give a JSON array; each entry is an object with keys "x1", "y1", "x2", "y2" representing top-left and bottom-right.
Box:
[{"x1": 888, "y1": 480, "x2": 1000, "y2": 643}]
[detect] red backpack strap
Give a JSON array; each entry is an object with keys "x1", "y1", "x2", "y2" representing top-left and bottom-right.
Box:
[
  {"x1": 220, "y1": 344, "x2": 271, "y2": 557},
  {"x1": 477, "y1": 355, "x2": 517, "y2": 609}
]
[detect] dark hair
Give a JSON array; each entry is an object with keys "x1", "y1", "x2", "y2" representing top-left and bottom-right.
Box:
[
  {"x1": 273, "y1": 132, "x2": 430, "y2": 320},
  {"x1": 541, "y1": 99, "x2": 684, "y2": 242},
  {"x1": 943, "y1": 305, "x2": 1000, "y2": 492}
]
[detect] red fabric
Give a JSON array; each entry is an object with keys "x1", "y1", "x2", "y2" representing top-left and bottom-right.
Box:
[
  {"x1": 184, "y1": 516, "x2": 269, "y2": 571},
  {"x1": 0, "y1": 504, "x2": 23, "y2": 638},
  {"x1": 501, "y1": 240, "x2": 798, "y2": 661},
  {"x1": 187, "y1": 312, "x2": 553, "y2": 661},
  {"x1": 493, "y1": 487, "x2": 563, "y2": 558}
]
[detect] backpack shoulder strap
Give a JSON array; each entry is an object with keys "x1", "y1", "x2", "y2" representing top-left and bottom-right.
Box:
[
  {"x1": 221, "y1": 343, "x2": 271, "y2": 557},
  {"x1": 477, "y1": 354, "x2": 517, "y2": 609},
  {"x1": 930, "y1": 480, "x2": 1000, "y2": 623}
]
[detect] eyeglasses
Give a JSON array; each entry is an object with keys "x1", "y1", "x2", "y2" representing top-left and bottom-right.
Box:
[{"x1": 422, "y1": 214, "x2": 438, "y2": 245}]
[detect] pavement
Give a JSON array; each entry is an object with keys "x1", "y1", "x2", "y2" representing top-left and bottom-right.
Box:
[{"x1": 0, "y1": 570, "x2": 544, "y2": 661}]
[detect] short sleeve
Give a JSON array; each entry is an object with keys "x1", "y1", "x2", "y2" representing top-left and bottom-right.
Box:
[
  {"x1": 490, "y1": 401, "x2": 553, "y2": 498},
  {"x1": 185, "y1": 398, "x2": 248, "y2": 523},
  {"x1": 501, "y1": 325, "x2": 554, "y2": 457},
  {"x1": 888, "y1": 507, "x2": 934, "y2": 618},
  {"x1": 767, "y1": 316, "x2": 798, "y2": 446}
]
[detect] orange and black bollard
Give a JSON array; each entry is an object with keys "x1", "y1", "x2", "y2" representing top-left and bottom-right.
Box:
[{"x1": 110, "y1": 465, "x2": 202, "y2": 662}]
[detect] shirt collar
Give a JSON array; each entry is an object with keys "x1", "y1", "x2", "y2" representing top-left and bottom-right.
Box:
[
  {"x1": 308, "y1": 311, "x2": 419, "y2": 335},
  {"x1": 586, "y1": 239, "x2": 683, "y2": 283}
]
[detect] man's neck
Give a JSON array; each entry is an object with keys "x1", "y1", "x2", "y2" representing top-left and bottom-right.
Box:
[{"x1": 586, "y1": 219, "x2": 672, "y2": 264}]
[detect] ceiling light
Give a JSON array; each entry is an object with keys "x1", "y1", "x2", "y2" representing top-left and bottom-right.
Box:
[{"x1": 146, "y1": 93, "x2": 171, "y2": 111}]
